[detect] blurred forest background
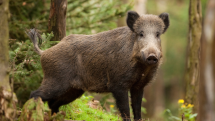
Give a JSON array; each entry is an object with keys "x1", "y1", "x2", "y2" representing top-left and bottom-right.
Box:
[{"x1": 1, "y1": 0, "x2": 215, "y2": 120}]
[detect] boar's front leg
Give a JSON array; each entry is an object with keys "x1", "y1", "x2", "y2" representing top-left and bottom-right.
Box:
[
  {"x1": 130, "y1": 87, "x2": 144, "y2": 120},
  {"x1": 112, "y1": 90, "x2": 130, "y2": 121}
]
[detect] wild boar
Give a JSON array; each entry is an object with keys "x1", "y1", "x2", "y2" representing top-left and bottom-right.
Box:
[{"x1": 27, "y1": 11, "x2": 169, "y2": 121}]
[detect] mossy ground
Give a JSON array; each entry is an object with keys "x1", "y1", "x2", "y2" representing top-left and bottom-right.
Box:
[{"x1": 58, "y1": 95, "x2": 121, "y2": 121}]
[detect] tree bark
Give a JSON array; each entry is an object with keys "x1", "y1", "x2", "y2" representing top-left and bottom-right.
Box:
[
  {"x1": 48, "y1": 0, "x2": 67, "y2": 41},
  {"x1": 185, "y1": 0, "x2": 202, "y2": 113},
  {"x1": 199, "y1": 0, "x2": 215, "y2": 120},
  {"x1": 0, "y1": 0, "x2": 17, "y2": 120}
]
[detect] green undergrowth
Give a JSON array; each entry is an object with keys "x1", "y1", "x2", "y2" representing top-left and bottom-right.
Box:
[{"x1": 58, "y1": 95, "x2": 121, "y2": 121}]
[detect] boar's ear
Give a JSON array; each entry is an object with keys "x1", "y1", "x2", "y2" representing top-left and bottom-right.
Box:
[
  {"x1": 126, "y1": 11, "x2": 140, "y2": 32},
  {"x1": 159, "y1": 13, "x2": 169, "y2": 33}
]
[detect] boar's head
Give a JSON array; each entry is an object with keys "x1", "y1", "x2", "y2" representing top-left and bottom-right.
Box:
[{"x1": 127, "y1": 11, "x2": 169, "y2": 66}]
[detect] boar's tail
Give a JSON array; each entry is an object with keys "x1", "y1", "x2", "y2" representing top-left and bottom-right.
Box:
[{"x1": 25, "y1": 28, "x2": 44, "y2": 55}]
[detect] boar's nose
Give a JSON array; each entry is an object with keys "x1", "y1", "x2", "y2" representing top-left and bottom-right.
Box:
[{"x1": 146, "y1": 54, "x2": 158, "y2": 65}]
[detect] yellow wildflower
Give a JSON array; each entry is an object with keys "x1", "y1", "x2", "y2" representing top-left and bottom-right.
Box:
[
  {"x1": 178, "y1": 99, "x2": 184, "y2": 104},
  {"x1": 181, "y1": 104, "x2": 186, "y2": 108},
  {"x1": 110, "y1": 105, "x2": 114, "y2": 108},
  {"x1": 187, "y1": 104, "x2": 194, "y2": 108}
]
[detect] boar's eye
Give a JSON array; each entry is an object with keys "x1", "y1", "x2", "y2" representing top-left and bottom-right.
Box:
[
  {"x1": 139, "y1": 32, "x2": 144, "y2": 37},
  {"x1": 156, "y1": 32, "x2": 160, "y2": 38},
  {"x1": 140, "y1": 33, "x2": 143, "y2": 37}
]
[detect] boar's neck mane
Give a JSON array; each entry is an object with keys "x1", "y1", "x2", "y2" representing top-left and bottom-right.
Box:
[{"x1": 41, "y1": 26, "x2": 158, "y2": 92}]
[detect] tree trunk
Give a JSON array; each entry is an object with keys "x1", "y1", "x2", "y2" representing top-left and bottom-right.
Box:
[
  {"x1": 0, "y1": 0, "x2": 17, "y2": 120},
  {"x1": 48, "y1": 0, "x2": 67, "y2": 41},
  {"x1": 185, "y1": 0, "x2": 202, "y2": 113},
  {"x1": 135, "y1": 0, "x2": 147, "y2": 15},
  {"x1": 199, "y1": 0, "x2": 215, "y2": 120}
]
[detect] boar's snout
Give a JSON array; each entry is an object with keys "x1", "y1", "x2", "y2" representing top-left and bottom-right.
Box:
[
  {"x1": 141, "y1": 50, "x2": 161, "y2": 65},
  {"x1": 146, "y1": 54, "x2": 158, "y2": 65}
]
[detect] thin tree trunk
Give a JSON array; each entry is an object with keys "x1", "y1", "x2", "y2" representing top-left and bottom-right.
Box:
[
  {"x1": 48, "y1": 0, "x2": 67, "y2": 41},
  {"x1": 185, "y1": 0, "x2": 202, "y2": 113},
  {"x1": 135, "y1": 0, "x2": 147, "y2": 15},
  {"x1": 0, "y1": 0, "x2": 17, "y2": 120},
  {"x1": 199, "y1": 0, "x2": 215, "y2": 120}
]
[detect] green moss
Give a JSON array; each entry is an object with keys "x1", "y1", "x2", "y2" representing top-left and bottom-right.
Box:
[{"x1": 59, "y1": 95, "x2": 121, "y2": 121}]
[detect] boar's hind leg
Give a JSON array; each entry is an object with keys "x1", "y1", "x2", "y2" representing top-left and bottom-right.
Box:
[
  {"x1": 30, "y1": 81, "x2": 84, "y2": 114},
  {"x1": 130, "y1": 87, "x2": 143, "y2": 120},
  {"x1": 48, "y1": 88, "x2": 84, "y2": 114},
  {"x1": 112, "y1": 90, "x2": 130, "y2": 121}
]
